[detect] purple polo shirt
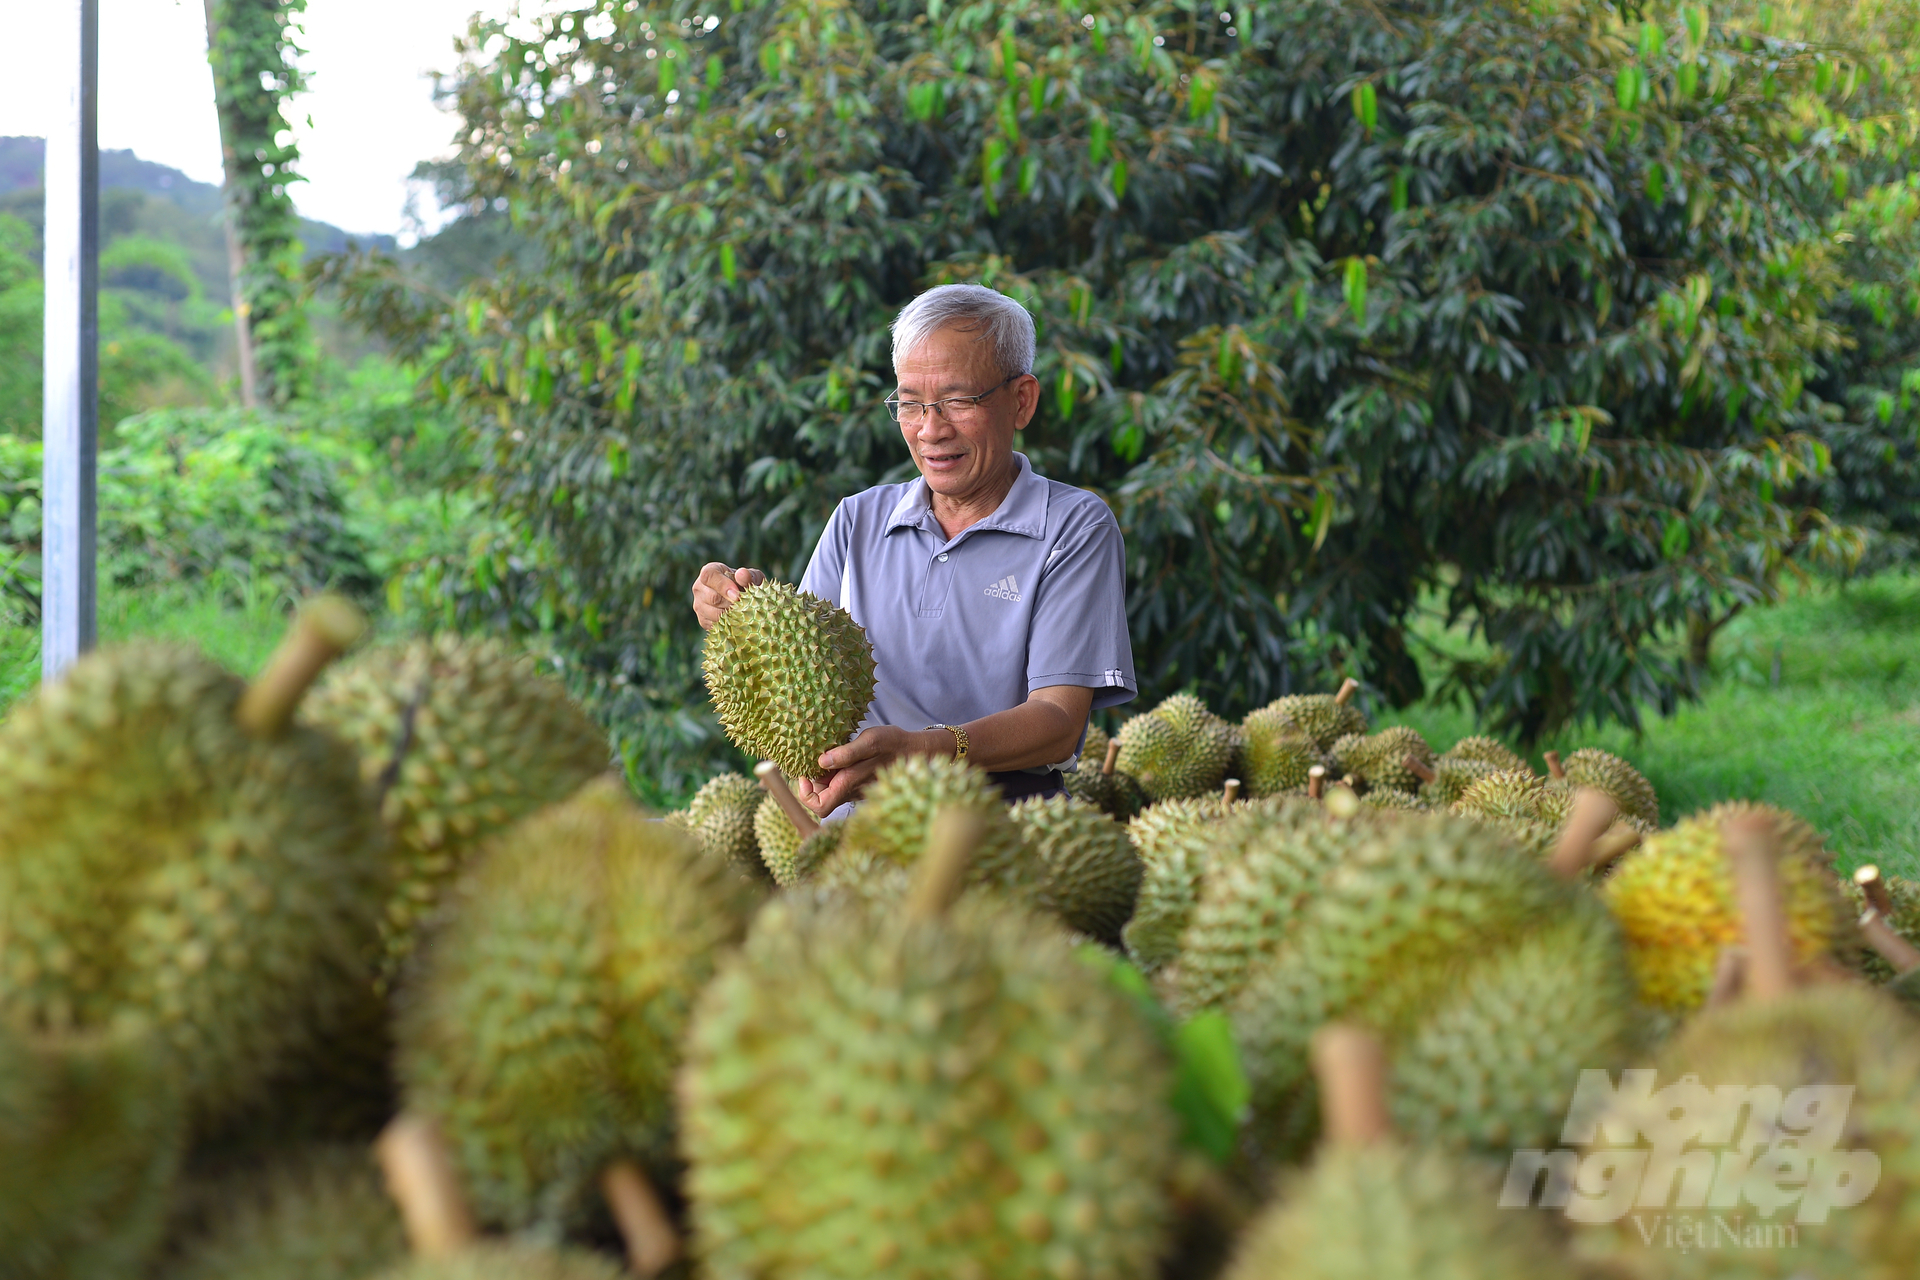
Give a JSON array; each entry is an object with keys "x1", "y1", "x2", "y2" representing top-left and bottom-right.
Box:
[{"x1": 798, "y1": 452, "x2": 1136, "y2": 767}]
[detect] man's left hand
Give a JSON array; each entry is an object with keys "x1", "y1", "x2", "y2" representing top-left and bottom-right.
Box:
[{"x1": 794, "y1": 724, "x2": 946, "y2": 816}]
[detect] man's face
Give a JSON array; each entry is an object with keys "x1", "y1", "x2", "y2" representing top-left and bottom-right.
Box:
[{"x1": 893, "y1": 323, "x2": 1038, "y2": 503}]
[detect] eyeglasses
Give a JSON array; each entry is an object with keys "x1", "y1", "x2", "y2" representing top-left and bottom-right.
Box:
[{"x1": 884, "y1": 373, "x2": 1021, "y2": 425}]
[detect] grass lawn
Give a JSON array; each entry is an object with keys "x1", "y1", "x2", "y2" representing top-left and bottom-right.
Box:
[{"x1": 5, "y1": 572, "x2": 1916, "y2": 875}]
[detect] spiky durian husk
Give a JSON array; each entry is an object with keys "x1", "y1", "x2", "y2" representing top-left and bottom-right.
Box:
[
  {"x1": 1061, "y1": 723, "x2": 1148, "y2": 821},
  {"x1": 1451, "y1": 768, "x2": 1573, "y2": 828},
  {"x1": 396, "y1": 778, "x2": 760, "y2": 1230},
  {"x1": 369, "y1": 1245, "x2": 627, "y2": 1280},
  {"x1": 1582, "y1": 984, "x2": 1920, "y2": 1280},
  {"x1": 1601, "y1": 802, "x2": 1847, "y2": 1014},
  {"x1": 1441, "y1": 735, "x2": 1528, "y2": 772},
  {"x1": 1257, "y1": 691, "x2": 1368, "y2": 752},
  {"x1": 1222, "y1": 1142, "x2": 1569, "y2": 1280},
  {"x1": 1238, "y1": 708, "x2": 1325, "y2": 798},
  {"x1": 160, "y1": 1144, "x2": 406, "y2": 1280},
  {"x1": 0, "y1": 642, "x2": 389, "y2": 1121},
  {"x1": 1424, "y1": 754, "x2": 1499, "y2": 807},
  {"x1": 752, "y1": 793, "x2": 806, "y2": 883},
  {"x1": 1329, "y1": 726, "x2": 1435, "y2": 795},
  {"x1": 0, "y1": 1027, "x2": 184, "y2": 1280},
  {"x1": 1009, "y1": 795, "x2": 1144, "y2": 946},
  {"x1": 1361, "y1": 786, "x2": 1428, "y2": 813},
  {"x1": 769, "y1": 818, "x2": 846, "y2": 888},
  {"x1": 688, "y1": 772, "x2": 770, "y2": 880},
  {"x1": 1122, "y1": 796, "x2": 1242, "y2": 975},
  {"x1": 680, "y1": 891, "x2": 1178, "y2": 1280},
  {"x1": 1843, "y1": 872, "x2": 1920, "y2": 983},
  {"x1": 1115, "y1": 694, "x2": 1235, "y2": 802},
  {"x1": 702, "y1": 581, "x2": 876, "y2": 780},
  {"x1": 833, "y1": 755, "x2": 1043, "y2": 898},
  {"x1": 1557, "y1": 747, "x2": 1659, "y2": 828},
  {"x1": 304, "y1": 634, "x2": 608, "y2": 977}
]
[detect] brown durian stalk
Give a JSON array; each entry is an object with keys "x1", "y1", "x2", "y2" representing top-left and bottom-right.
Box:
[{"x1": 754, "y1": 760, "x2": 820, "y2": 839}]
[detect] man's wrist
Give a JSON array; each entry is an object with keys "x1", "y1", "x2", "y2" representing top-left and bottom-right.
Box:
[{"x1": 923, "y1": 724, "x2": 966, "y2": 760}]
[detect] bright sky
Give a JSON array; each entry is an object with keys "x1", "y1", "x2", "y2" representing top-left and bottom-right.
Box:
[{"x1": 0, "y1": 0, "x2": 532, "y2": 241}]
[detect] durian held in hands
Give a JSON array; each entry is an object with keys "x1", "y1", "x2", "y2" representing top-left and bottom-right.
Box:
[{"x1": 702, "y1": 580, "x2": 876, "y2": 780}]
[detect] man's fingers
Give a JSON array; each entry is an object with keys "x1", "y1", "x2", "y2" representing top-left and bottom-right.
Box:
[{"x1": 735, "y1": 567, "x2": 765, "y2": 589}]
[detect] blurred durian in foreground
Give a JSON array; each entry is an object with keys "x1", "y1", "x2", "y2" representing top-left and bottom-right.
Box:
[
  {"x1": 1122, "y1": 795, "x2": 1244, "y2": 975},
  {"x1": 684, "y1": 772, "x2": 770, "y2": 880}
]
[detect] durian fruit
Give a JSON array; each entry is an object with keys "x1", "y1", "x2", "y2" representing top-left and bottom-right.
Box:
[
  {"x1": 0, "y1": 600, "x2": 390, "y2": 1120},
  {"x1": 1549, "y1": 747, "x2": 1659, "y2": 828},
  {"x1": 831, "y1": 754, "x2": 1044, "y2": 898},
  {"x1": 1328, "y1": 725, "x2": 1434, "y2": 795},
  {"x1": 1114, "y1": 693, "x2": 1236, "y2": 802},
  {"x1": 304, "y1": 633, "x2": 609, "y2": 975},
  {"x1": 1009, "y1": 795, "x2": 1144, "y2": 946},
  {"x1": 1237, "y1": 708, "x2": 1325, "y2": 798},
  {"x1": 1256, "y1": 680, "x2": 1368, "y2": 753},
  {"x1": 752, "y1": 792, "x2": 807, "y2": 884},
  {"x1": 1061, "y1": 723, "x2": 1148, "y2": 821},
  {"x1": 1844, "y1": 866, "x2": 1920, "y2": 982},
  {"x1": 686, "y1": 772, "x2": 771, "y2": 880},
  {"x1": 160, "y1": 1143, "x2": 407, "y2": 1280},
  {"x1": 1450, "y1": 767, "x2": 1574, "y2": 828},
  {"x1": 1441, "y1": 734, "x2": 1527, "y2": 772},
  {"x1": 396, "y1": 777, "x2": 761, "y2": 1231},
  {"x1": 680, "y1": 819, "x2": 1179, "y2": 1279},
  {"x1": 1223, "y1": 1026, "x2": 1575, "y2": 1280},
  {"x1": 1602, "y1": 802, "x2": 1847, "y2": 1014},
  {"x1": 773, "y1": 818, "x2": 847, "y2": 888},
  {"x1": 1359, "y1": 786, "x2": 1428, "y2": 813},
  {"x1": 369, "y1": 1244, "x2": 627, "y2": 1280},
  {"x1": 1123, "y1": 795, "x2": 1244, "y2": 974},
  {"x1": 702, "y1": 580, "x2": 876, "y2": 780},
  {"x1": 0, "y1": 1026, "x2": 184, "y2": 1280}
]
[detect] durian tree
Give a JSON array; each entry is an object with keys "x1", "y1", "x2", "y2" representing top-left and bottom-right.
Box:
[{"x1": 325, "y1": 0, "x2": 1912, "y2": 787}]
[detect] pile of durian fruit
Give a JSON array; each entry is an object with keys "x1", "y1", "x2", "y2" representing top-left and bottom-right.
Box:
[{"x1": 7, "y1": 583, "x2": 1920, "y2": 1280}]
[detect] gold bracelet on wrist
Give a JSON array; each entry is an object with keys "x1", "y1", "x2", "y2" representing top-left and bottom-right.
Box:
[{"x1": 927, "y1": 723, "x2": 968, "y2": 762}]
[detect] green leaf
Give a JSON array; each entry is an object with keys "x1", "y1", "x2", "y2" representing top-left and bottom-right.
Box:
[
  {"x1": 1306, "y1": 488, "x2": 1334, "y2": 551},
  {"x1": 1646, "y1": 164, "x2": 1665, "y2": 205},
  {"x1": 1661, "y1": 515, "x2": 1691, "y2": 559},
  {"x1": 1018, "y1": 154, "x2": 1040, "y2": 197},
  {"x1": 1109, "y1": 338, "x2": 1123, "y2": 374},
  {"x1": 1029, "y1": 73, "x2": 1047, "y2": 113},
  {"x1": 1390, "y1": 170, "x2": 1409, "y2": 213},
  {"x1": 1214, "y1": 500, "x2": 1233, "y2": 524},
  {"x1": 1089, "y1": 118, "x2": 1111, "y2": 164},
  {"x1": 707, "y1": 55, "x2": 722, "y2": 89},
  {"x1": 660, "y1": 55, "x2": 677, "y2": 97},
  {"x1": 1638, "y1": 21, "x2": 1664, "y2": 60},
  {"x1": 719, "y1": 242, "x2": 738, "y2": 286},
  {"x1": 1056, "y1": 368, "x2": 1077, "y2": 417},
  {"x1": 1616, "y1": 64, "x2": 1642, "y2": 111},
  {"x1": 997, "y1": 92, "x2": 1020, "y2": 143},
  {"x1": 1191, "y1": 73, "x2": 1217, "y2": 119},
  {"x1": 1169, "y1": 1012, "x2": 1250, "y2": 1162},
  {"x1": 1111, "y1": 157, "x2": 1128, "y2": 200},
  {"x1": 1343, "y1": 257, "x2": 1368, "y2": 325},
  {"x1": 908, "y1": 81, "x2": 938, "y2": 121},
  {"x1": 1351, "y1": 81, "x2": 1377, "y2": 133},
  {"x1": 1684, "y1": 5, "x2": 1709, "y2": 48},
  {"x1": 1678, "y1": 62, "x2": 1699, "y2": 98},
  {"x1": 1002, "y1": 34, "x2": 1019, "y2": 81}
]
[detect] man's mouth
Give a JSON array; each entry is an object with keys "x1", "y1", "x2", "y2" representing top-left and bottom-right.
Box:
[{"x1": 921, "y1": 450, "x2": 967, "y2": 471}]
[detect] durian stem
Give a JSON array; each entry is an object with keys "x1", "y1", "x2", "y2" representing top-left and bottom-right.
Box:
[
  {"x1": 1101, "y1": 739, "x2": 1121, "y2": 777},
  {"x1": 601, "y1": 1159, "x2": 681, "y2": 1278},
  {"x1": 1544, "y1": 750, "x2": 1566, "y2": 781},
  {"x1": 1724, "y1": 814, "x2": 1796, "y2": 1001},
  {"x1": 754, "y1": 761, "x2": 820, "y2": 838},
  {"x1": 1707, "y1": 948, "x2": 1747, "y2": 1008},
  {"x1": 1310, "y1": 1024, "x2": 1393, "y2": 1147},
  {"x1": 1591, "y1": 824, "x2": 1643, "y2": 869},
  {"x1": 1333, "y1": 677, "x2": 1359, "y2": 706},
  {"x1": 1859, "y1": 910, "x2": 1920, "y2": 977},
  {"x1": 1855, "y1": 864, "x2": 1896, "y2": 917},
  {"x1": 1547, "y1": 787, "x2": 1619, "y2": 881},
  {"x1": 1307, "y1": 765, "x2": 1326, "y2": 801},
  {"x1": 906, "y1": 807, "x2": 985, "y2": 923},
  {"x1": 1222, "y1": 778, "x2": 1241, "y2": 803},
  {"x1": 1403, "y1": 754, "x2": 1437, "y2": 785},
  {"x1": 375, "y1": 1113, "x2": 476, "y2": 1258},
  {"x1": 236, "y1": 595, "x2": 366, "y2": 739}
]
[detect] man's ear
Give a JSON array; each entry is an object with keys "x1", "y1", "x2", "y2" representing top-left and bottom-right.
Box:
[{"x1": 1014, "y1": 372, "x2": 1041, "y2": 430}]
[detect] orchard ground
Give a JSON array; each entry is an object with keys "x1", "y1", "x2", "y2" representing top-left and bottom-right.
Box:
[{"x1": 4, "y1": 570, "x2": 1915, "y2": 877}]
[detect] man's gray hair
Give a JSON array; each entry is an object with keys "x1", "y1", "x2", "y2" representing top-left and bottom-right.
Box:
[{"x1": 890, "y1": 284, "x2": 1036, "y2": 377}]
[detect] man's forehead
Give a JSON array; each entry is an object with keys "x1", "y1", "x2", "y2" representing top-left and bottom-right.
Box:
[{"x1": 894, "y1": 327, "x2": 998, "y2": 387}]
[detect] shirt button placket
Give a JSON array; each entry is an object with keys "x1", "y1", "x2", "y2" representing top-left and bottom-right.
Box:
[{"x1": 919, "y1": 548, "x2": 954, "y2": 617}]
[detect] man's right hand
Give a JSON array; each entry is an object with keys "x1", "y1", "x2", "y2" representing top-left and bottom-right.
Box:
[{"x1": 691, "y1": 563, "x2": 766, "y2": 630}]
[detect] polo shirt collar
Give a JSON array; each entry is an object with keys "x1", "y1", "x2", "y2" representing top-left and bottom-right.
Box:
[{"x1": 885, "y1": 452, "x2": 1050, "y2": 541}]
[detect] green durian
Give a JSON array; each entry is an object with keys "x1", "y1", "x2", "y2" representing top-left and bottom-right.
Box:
[
  {"x1": 396, "y1": 778, "x2": 761, "y2": 1231},
  {"x1": 0, "y1": 608, "x2": 389, "y2": 1121},
  {"x1": 1440, "y1": 735, "x2": 1527, "y2": 773},
  {"x1": 1009, "y1": 795, "x2": 1144, "y2": 946},
  {"x1": 159, "y1": 1143, "x2": 406, "y2": 1280},
  {"x1": 369, "y1": 1244, "x2": 627, "y2": 1280},
  {"x1": 1421, "y1": 754, "x2": 1499, "y2": 807},
  {"x1": 1329, "y1": 726, "x2": 1434, "y2": 795},
  {"x1": 0, "y1": 1026, "x2": 184, "y2": 1280},
  {"x1": 832, "y1": 755, "x2": 1044, "y2": 898},
  {"x1": 753, "y1": 792, "x2": 807, "y2": 884},
  {"x1": 1061, "y1": 723, "x2": 1147, "y2": 821},
  {"x1": 702, "y1": 581, "x2": 876, "y2": 780},
  {"x1": 1450, "y1": 767, "x2": 1573, "y2": 828},
  {"x1": 1122, "y1": 796, "x2": 1243, "y2": 975},
  {"x1": 772, "y1": 818, "x2": 847, "y2": 888},
  {"x1": 1843, "y1": 870, "x2": 1920, "y2": 983},
  {"x1": 680, "y1": 889, "x2": 1179, "y2": 1280},
  {"x1": 304, "y1": 633, "x2": 610, "y2": 976},
  {"x1": 1360, "y1": 786, "x2": 1428, "y2": 813},
  {"x1": 1556, "y1": 747, "x2": 1659, "y2": 828},
  {"x1": 1115, "y1": 694, "x2": 1235, "y2": 801},
  {"x1": 688, "y1": 772, "x2": 770, "y2": 880},
  {"x1": 1238, "y1": 708, "x2": 1324, "y2": 798},
  {"x1": 1257, "y1": 688, "x2": 1367, "y2": 752}
]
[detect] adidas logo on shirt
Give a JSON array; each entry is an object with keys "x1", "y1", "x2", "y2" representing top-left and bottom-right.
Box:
[{"x1": 983, "y1": 574, "x2": 1023, "y2": 602}]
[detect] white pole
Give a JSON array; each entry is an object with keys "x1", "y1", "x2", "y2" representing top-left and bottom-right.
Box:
[{"x1": 41, "y1": 0, "x2": 100, "y2": 682}]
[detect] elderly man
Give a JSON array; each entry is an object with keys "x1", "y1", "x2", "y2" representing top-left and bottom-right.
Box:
[{"x1": 691, "y1": 284, "x2": 1137, "y2": 816}]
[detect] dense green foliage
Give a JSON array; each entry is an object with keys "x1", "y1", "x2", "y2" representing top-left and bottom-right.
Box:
[{"x1": 325, "y1": 0, "x2": 1920, "y2": 787}]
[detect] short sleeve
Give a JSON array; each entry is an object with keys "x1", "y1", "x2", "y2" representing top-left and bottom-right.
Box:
[
  {"x1": 1026, "y1": 500, "x2": 1136, "y2": 711},
  {"x1": 798, "y1": 501, "x2": 851, "y2": 606}
]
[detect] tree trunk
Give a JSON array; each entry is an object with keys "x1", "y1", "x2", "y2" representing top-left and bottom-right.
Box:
[{"x1": 203, "y1": 0, "x2": 259, "y2": 408}]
